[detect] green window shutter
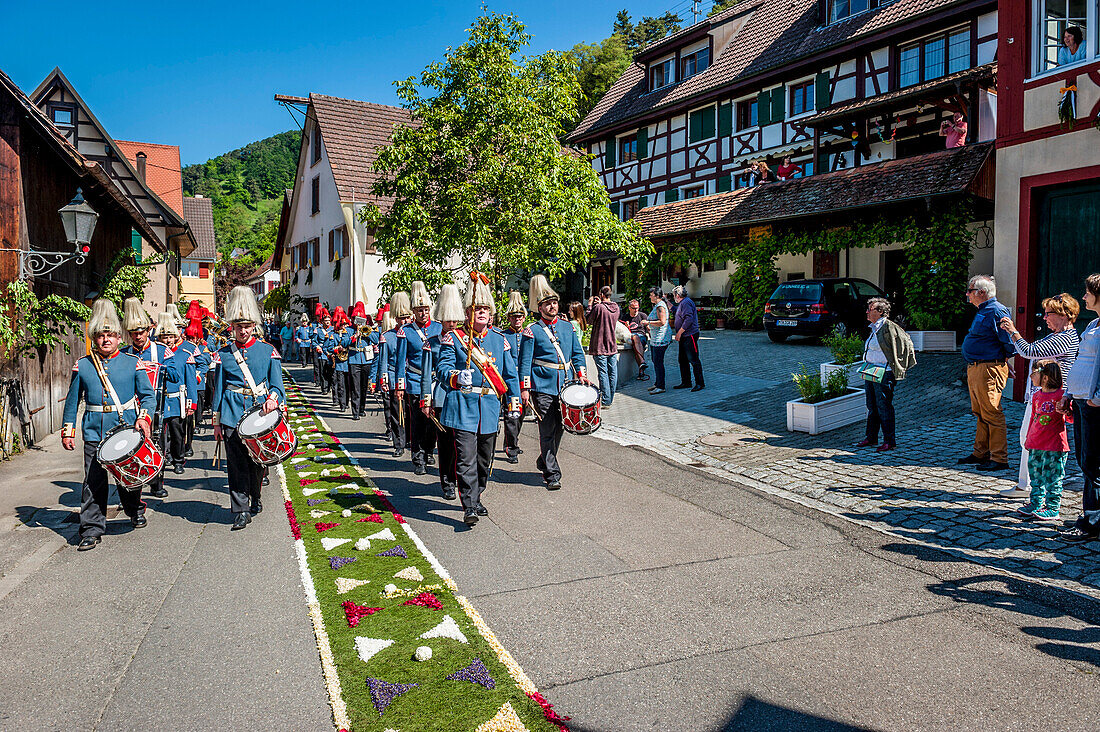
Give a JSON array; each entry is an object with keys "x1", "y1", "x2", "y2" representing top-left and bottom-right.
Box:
[
  {"x1": 700, "y1": 106, "x2": 716, "y2": 140},
  {"x1": 717, "y1": 174, "x2": 732, "y2": 193},
  {"x1": 770, "y1": 86, "x2": 786, "y2": 123},
  {"x1": 815, "y1": 72, "x2": 831, "y2": 110},
  {"x1": 604, "y1": 136, "x2": 616, "y2": 168},
  {"x1": 718, "y1": 103, "x2": 733, "y2": 137},
  {"x1": 609, "y1": 201, "x2": 621, "y2": 218},
  {"x1": 688, "y1": 110, "x2": 703, "y2": 143},
  {"x1": 665, "y1": 189, "x2": 679, "y2": 203},
  {"x1": 638, "y1": 195, "x2": 648, "y2": 208},
  {"x1": 756, "y1": 90, "x2": 772, "y2": 127},
  {"x1": 130, "y1": 229, "x2": 143, "y2": 265},
  {"x1": 636, "y1": 127, "x2": 648, "y2": 160}
]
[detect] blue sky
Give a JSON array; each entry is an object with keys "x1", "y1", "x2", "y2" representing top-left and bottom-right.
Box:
[{"x1": 3, "y1": 0, "x2": 699, "y2": 165}]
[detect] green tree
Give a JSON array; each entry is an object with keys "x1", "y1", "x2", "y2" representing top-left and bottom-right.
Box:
[
  {"x1": 709, "y1": 0, "x2": 744, "y2": 17},
  {"x1": 567, "y1": 34, "x2": 632, "y2": 124},
  {"x1": 362, "y1": 11, "x2": 650, "y2": 294},
  {"x1": 614, "y1": 10, "x2": 682, "y2": 50}
]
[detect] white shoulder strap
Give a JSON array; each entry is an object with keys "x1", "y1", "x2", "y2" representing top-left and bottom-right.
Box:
[
  {"x1": 538, "y1": 321, "x2": 574, "y2": 376},
  {"x1": 91, "y1": 354, "x2": 126, "y2": 417},
  {"x1": 230, "y1": 342, "x2": 264, "y2": 398}
]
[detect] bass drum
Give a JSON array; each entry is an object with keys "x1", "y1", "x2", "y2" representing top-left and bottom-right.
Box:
[
  {"x1": 97, "y1": 424, "x2": 165, "y2": 491},
  {"x1": 236, "y1": 403, "x2": 297, "y2": 466},
  {"x1": 559, "y1": 380, "x2": 601, "y2": 435}
]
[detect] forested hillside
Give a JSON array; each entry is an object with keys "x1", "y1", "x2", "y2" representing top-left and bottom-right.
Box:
[{"x1": 182, "y1": 130, "x2": 300, "y2": 265}]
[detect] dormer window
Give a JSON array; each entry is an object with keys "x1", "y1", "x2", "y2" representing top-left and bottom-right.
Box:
[
  {"x1": 649, "y1": 57, "x2": 675, "y2": 91},
  {"x1": 680, "y1": 46, "x2": 710, "y2": 80},
  {"x1": 826, "y1": 0, "x2": 896, "y2": 25}
]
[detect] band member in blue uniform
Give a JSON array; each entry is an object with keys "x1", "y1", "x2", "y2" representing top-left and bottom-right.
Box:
[
  {"x1": 326, "y1": 306, "x2": 352, "y2": 410},
  {"x1": 500, "y1": 291, "x2": 527, "y2": 464},
  {"x1": 174, "y1": 313, "x2": 200, "y2": 456},
  {"x1": 421, "y1": 284, "x2": 464, "y2": 501},
  {"x1": 311, "y1": 304, "x2": 326, "y2": 389},
  {"x1": 62, "y1": 300, "x2": 156, "y2": 550},
  {"x1": 185, "y1": 318, "x2": 211, "y2": 434},
  {"x1": 154, "y1": 313, "x2": 198, "y2": 474},
  {"x1": 374, "y1": 309, "x2": 399, "y2": 448},
  {"x1": 294, "y1": 314, "x2": 310, "y2": 365},
  {"x1": 347, "y1": 302, "x2": 378, "y2": 421},
  {"x1": 437, "y1": 275, "x2": 522, "y2": 526},
  {"x1": 519, "y1": 275, "x2": 588, "y2": 491},
  {"x1": 313, "y1": 307, "x2": 334, "y2": 395},
  {"x1": 121, "y1": 298, "x2": 180, "y2": 499},
  {"x1": 211, "y1": 286, "x2": 287, "y2": 530},
  {"x1": 396, "y1": 281, "x2": 443, "y2": 475},
  {"x1": 384, "y1": 291, "x2": 413, "y2": 457}
]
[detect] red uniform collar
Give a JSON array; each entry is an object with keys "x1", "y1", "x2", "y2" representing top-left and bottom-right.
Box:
[
  {"x1": 540, "y1": 317, "x2": 559, "y2": 326},
  {"x1": 235, "y1": 337, "x2": 256, "y2": 348}
]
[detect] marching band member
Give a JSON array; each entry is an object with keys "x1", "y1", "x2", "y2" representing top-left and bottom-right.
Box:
[
  {"x1": 62, "y1": 300, "x2": 156, "y2": 550},
  {"x1": 518, "y1": 275, "x2": 587, "y2": 491},
  {"x1": 422, "y1": 284, "x2": 464, "y2": 500},
  {"x1": 185, "y1": 318, "x2": 211, "y2": 434},
  {"x1": 500, "y1": 291, "x2": 527, "y2": 464},
  {"x1": 122, "y1": 298, "x2": 179, "y2": 499},
  {"x1": 374, "y1": 309, "x2": 400, "y2": 448},
  {"x1": 396, "y1": 282, "x2": 442, "y2": 476},
  {"x1": 326, "y1": 306, "x2": 352, "y2": 410},
  {"x1": 311, "y1": 304, "x2": 327, "y2": 390},
  {"x1": 295, "y1": 314, "x2": 311, "y2": 365},
  {"x1": 211, "y1": 287, "x2": 286, "y2": 531},
  {"x1": 176, "y1": 305, "x2": 204, "y2": 454},
  {"x1": 347, "y1": 302, "x2": 378, "y2": 421},
  {"x1": 437, "y1": 275, "x2": 522, "y2": 526},
  {"x1": 154, "y1": 312, "x2": 198, "y2": 475},
  {"x1": 385, "y1": 291, "x2": 413, "y2": 456}
]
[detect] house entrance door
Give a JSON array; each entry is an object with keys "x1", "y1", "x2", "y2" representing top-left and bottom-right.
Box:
[{"x1": 1037, "y1": 181, "x2": 1100, "y2": 332}]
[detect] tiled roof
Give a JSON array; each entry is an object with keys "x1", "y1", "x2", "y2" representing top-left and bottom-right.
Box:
[
  {"x1": 310, "y1": 94, "x2": 413, "y2": 204},
  {"x1": 182, "y1": 196, "x2": 216, "y2": 260},
  {"x1": 116, "y1": 140, "x2": 184, "y2": 217},
  {"x1": 248, "y1": 255, "x2": 274, "y2": 282},
  {"x1": 568, "y1": 0, "x2": 975, "y2": 141},
  {"x1": 634, "y1": 142, "x2": 993, "y2": 239}
]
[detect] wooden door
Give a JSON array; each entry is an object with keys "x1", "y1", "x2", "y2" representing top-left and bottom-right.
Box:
[{"x1": 1037, "y1": 182, "x2": 1100, "y2": 332}]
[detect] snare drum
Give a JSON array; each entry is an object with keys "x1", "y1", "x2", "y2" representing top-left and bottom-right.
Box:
[
  {"x1": 559, "y1": 380, "x2": 601, "y2": 435},
  {"x1": 97, "y1": 424, "x2": 165, "y2": 491},
  {"x1": 236, "y1": 404, "x2": 297, "y2": 466}
]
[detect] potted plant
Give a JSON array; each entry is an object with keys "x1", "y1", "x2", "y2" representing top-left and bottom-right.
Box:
[
  {"x1": 786, "y1": 364, "x2": 865, "y2": 435},
  {"x1": 905, "y1": 310, "x2": 956, "y2": 352},
  {"x1": 819, "y1": 326, "x2": 865, "y2": 388}
]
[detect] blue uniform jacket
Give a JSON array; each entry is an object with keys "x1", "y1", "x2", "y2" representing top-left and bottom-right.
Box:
[
  {"x1": 63, "y1": 350, "x2": 156, "y2": 443},
  {"x1": 518, "y1": 317, "x2": 587, "y2": 394},
  {"x1": 395, "y1": 320, "x2": 442, "y2": 393},
  {"x1": 122, "y1": 341, "x2": 182, "y2": 394},
  {"x1": 312, "y1": 326, "x2": 331, "y2": 357},
  {"x1": 210, "y1": 338, "x2": 286, "y2": 427},
  {"x1": 348, "y1": 329, "x2": 378, "y2": 366},
  {"x1": 437, "y1": 327, "x2": 521, "y2": 434},
  {"x1": 499, "y1": 326, "x2": 523, "y2": 369},
  {"x1": 295, "y1": 325, "x2": 311, "y2": 350},
  {"x1": 205, "y1": 332, "x2": 218, "y2": 352},
  {"x1": 376, "y1": 329, "x2": 401, "y2": 390},
  {"x1": 189, "y1": 342, "x2": 212, "y2": 389},
  {"x1": 161, "y1": 344, "x2": 198, "y2": 419},
  {"x1": 420, "y1": 331, "x2": 448, "y2": 406},
  {"x1": 324, "y1": 328, "x2": 352, "y2": 373}
]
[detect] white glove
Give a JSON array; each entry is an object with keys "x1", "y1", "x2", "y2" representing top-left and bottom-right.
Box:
[{"x1": 456, "y1": 369, "x2": 473, "y2": 387}]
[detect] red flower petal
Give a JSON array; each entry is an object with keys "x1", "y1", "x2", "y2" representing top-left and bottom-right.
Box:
[
  {"x1": 342, "y1": 600, "x2": 382, "y2": 627},
  {"x1": 315, "y1": 522, "x2": 340, "y2": 532},
  {"x1": 402, "y1": 592, "x2": 442, "y2": 610}
]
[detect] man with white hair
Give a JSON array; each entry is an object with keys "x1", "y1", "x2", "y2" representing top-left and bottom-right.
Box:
[{"x1": 959, "y1": 274, "x2": 1015, "y2": 472}]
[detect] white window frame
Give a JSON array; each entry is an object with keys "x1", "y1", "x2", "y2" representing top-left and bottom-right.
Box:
[
  {"x1": 682, "y1": 184, "x2": 706, "y2": 199},
  {"x1": 679, "y1": 40, "x2": 711, "y2": 81},
  {"x1": 649, "y1": 55, "x2": 676, "y2": 91},
  {"x1": 786, "y1": 76, "x2": 818, "y2": 120},
  {"x1": 1030, "y1": 0, "x2": 1097, "y2": 78},
  {"x1": 734, "y1": 93, "x2": 760, "y2": 133},
  {"x1": 181, "y1": 261, "x2": 201, "y2": 278}
]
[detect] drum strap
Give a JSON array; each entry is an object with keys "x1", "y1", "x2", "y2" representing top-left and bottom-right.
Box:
[
  {"x1": 229, "y1": 342, "x2": 265, "y2": 400},
  {"x1": 91, "y1": 353, "x2": 127, "y2": 426},
  {"x1": 537, "y1": 321, "x2": 574, "y2": 378}
]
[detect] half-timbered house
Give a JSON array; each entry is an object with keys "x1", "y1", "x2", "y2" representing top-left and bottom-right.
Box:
[
  {"x1": 181, "y1": 195, "x2": 216, "y2": 309},
  {"x1": 568, "y1": 0, "x2": 998, "y2": 301},
  {"x1": 30, "y1": 69, "x2": 195, "y2": 314}
]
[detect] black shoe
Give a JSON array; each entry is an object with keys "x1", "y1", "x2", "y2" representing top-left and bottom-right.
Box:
[
  {"x1": 131, "y1": 513, "x2": 147, "y2": 529},
  {"x1": 150, "y1": 485, "x2": 168, "y2": 498},
  {"x1": 957, "y1": 454, "x2": 988, "y2": 465},
  {"x1": 463, "y1": 508, "x2": 479, "y2": 526},
  {"x1": 673, "y1": 384, "x2": 691, "y2": 389},
  {"x1": 442, "y1": 485, "x2": 456, "y2": 501},
  {"x1": 383, "y1": 432, "x2": 393, "y2": 442},
  {"x1": 426, "y1": 455, "x2": 436, "y2": 466},
  {"x1": 414, "y1": 463, "x2": 427, "y2": 476},
  {"x1": 250, "y1": 500, "x2": 263, "y2": 515},
  {"x1": 184, "y1": 448, "x2": 194, "y2": 457},
  {"x1": 352, "y1": 415, "x2": 360, "y2": 421},
  {"x1": 172, "y1": 463, "x2": 185, "y2": 475},
  {"x1": 976, "y1": 461, "x2": 1009, "y2": 472},
  {"x1": 1060, "y1": 526, "x2": 1098, "y2": 543},
  {"x1": 393, "y1": 448, "x2": 404, "y2": 458},
  {"x1": 231, "y1": 513, "x2": 251, "y2": 530},
  {"x1": 77, "y1": 536, "x2": 101, "y2": 551},
  {"x1": 505, "y1": 453, "x2": 519, "y2": 464},
  {"x1": 516, "y1": 448, "x2": 524, "y2": 455},
  {"x1": 546, "y1": 480, "x2": 561, "y2": 491},
  {"x1": 691, "y1": 384, "x2": 705, "y2": 392},
  {"x1": 475, "y1": 503, "x2": 488, "y2": 516},
  {"x1": 262, "y1": 475, "x2": 270, "y2": 486}
]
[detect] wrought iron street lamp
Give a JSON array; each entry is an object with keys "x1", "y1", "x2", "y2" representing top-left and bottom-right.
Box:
[{"x1": 1, "y1": 188, "x2": 99, "y2": 280}]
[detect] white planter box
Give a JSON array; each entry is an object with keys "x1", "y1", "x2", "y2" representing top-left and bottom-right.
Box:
[
  {"x1": 820, "y1": 361, "x2": 865, "y2": 389},
  {"x1": 909, "y1": 330, "x2": 956, "y2": 352},
  {"x1": 786, "y1": 389, "x2": 866, "y2": 435}
]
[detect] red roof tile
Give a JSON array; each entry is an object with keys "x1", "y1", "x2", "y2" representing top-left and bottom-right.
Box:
[
  {"x1": 115, "y1": 140, "x2": 183, "y2": 217},
  {"x1": 182, "y1": 196, "x2": 216, "y2": 260}
]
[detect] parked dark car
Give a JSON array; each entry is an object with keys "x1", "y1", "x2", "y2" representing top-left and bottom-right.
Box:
[{"x1": 762, "y1": 277, "x2": 887, "y2": 343}]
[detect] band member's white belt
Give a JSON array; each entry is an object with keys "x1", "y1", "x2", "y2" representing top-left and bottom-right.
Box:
[
  {"x1": 86, "y1": 397, "x2": 137, "y2": 413},
  {"x1": 229, "y1": 385, "x2": 268, "y2": 396},
  {"x1": 459, "y1": 386, "x2": 496, "y2": 396},
  {"x1": 534, "y1": 359, "x2": 567, "y2": 369},
  {"x1": 406, "y1": 365, "x2": 422, "y2": 375}
]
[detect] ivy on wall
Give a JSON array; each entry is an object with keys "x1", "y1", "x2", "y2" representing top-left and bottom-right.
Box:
[{"x1": 0, "y1": 281, "x2": 91, "y2": 360}]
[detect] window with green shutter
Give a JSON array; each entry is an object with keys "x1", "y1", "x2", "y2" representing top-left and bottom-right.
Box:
[
  {"x1": 717, "y1": 174, "x2": 732, "y2": 192},
  {"x1": 770, "y1": 86, "x2": 785, "y2": 124},
  {"x1": 756, "y1": 90, "x2": 772, "y2": 127},
  {"x1": 638, "y1": 195, "x2": 648, "y2": 208},
  {"x1": 604, "y1": 136, "x2": 616, "y2": 168},
  {"x1": 665, "y1": 189, "x2": 679, "y2": 203},
  {"x1": 637, "y1": 127, "x2": 648, "y2": 160},
  {"x1": 688, "y1": 106, "x2": 716, "y2": 143},
  {"x1": 718, "y1": 103, "x2": 732, "y2": 137},
  {"x1": 131, "y1": 229, "x2": 143, "y2": 265},
  {"x1": 609, "y1": 201, "x2": 621, "y2": 218},
  {"x1": 815, "y1": 72, "x2": 831, "y2": 110}
]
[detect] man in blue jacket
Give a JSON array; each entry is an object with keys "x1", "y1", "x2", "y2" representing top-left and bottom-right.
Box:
[
  {"x1": 396, "y1": 282, "x2": 442, "y2": 475},
  {"x1": 958, "y1": 274, "x2": 1015, "y2": 472},
  {"x1": 155, "y1": 313, "x2": 198, "y2": 474}
]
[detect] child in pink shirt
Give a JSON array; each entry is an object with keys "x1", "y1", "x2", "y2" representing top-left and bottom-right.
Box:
[{"x1": 1018, "y1": 360, "x2": 1071, "y2": 521}]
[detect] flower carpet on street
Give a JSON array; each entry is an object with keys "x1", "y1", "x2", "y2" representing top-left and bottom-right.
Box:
[{"x1": 280, "y1": 375, "x2": 568, "y2": 732}]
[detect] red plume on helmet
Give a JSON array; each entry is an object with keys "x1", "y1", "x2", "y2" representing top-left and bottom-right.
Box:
[
  {"x1": 314, "y1": 303, "x2": 325, "y2": 321},
  {"x1": 184, "y1": 320, "x2": 203, "y2": 339},
  {"x1": 376, "y1": 303, "x2": 389, "y2": 323},
  {"x1": 185, "y1": 301, "x2": 205, "y2": 321},
  {"x1": 331, "y1": 306, "x2": 350, "y2": 329},
  {"x1": 351, "y1": 301, "x2": 366, "y2": 319}
]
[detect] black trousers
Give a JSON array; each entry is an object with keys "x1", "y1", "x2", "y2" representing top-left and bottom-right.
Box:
[
  {"x1": 677, "y1": 333, "x2": 705, "y2": 388},
  {"x1": 203, "y1": 383, "x2": 213, "y2": 414},
  {"x1": 437, "y1": 423, "x2": 458, "y2": 494},
  {"x1": 333, "y1": 367, "x2": 348, "y2": 408},
  {"x1": 166, "y1": 416, "x2": 186, "y2": 464},
  {"x1": 532, "y1": 391, "x2": 564, "y2": 483},
  {"x1": 381, "y1": 390, "x2": 396, "y2": 440},
  {"x1": 502, "y1": 409, "x2": 522, "y2": 456},
  {"x1": 313, "y1": 350, "x2": 324, "y2": 389},
  {"x1": 454, "y1": 428, "x2": 495, "y2": 510},
  {"x1": 348, "y1": 363, "x2": 372, "y2": 418},
  {"x1": 224, "y1": 426, "x2": 263, "y2": 515},
  {"x1": 387, "y1": 392, "x2": 407, "y2": 450},
  {"x1": 405, "y1": 393, "x2": 436, "y2": 467},
  {"x1": 185, "y1": 411, "x2": 195, "y2": 448},
  {"x1": 321, "y1": 360, "x2": 335, "y2": 395},
  {"x1": 80, "y1": 441, "x2": 145, "y2": 539},
  {"x1": 1072, "y1": 400, "x2": 1100, "y2": 534}
]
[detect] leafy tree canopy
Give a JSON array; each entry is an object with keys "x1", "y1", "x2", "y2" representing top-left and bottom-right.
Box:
[
  {"x1": 709, "y1": 0, "x2": 745, "y2": 17},
  {"x1": 363, "y1": 11, "x2": 650, "y2": 297},
  {"x1": 613, "y1": 10, "x2": 683, "y2": 51}
]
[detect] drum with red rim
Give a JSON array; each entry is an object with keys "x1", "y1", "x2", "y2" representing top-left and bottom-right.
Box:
[
  {"x1": 97, "y1": 424, "x2": 165, "y2": 491},
  {"x1": 559, "y1": 380, "x2": 601, "y2": 435},
  {"x1": 237, "y1": 403, "x2": 297, "y2": 466}
]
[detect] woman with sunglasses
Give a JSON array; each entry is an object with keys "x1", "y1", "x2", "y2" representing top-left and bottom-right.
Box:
[{"x1": 1000, "y1": 293, "x2": 1080, "y2": 498}]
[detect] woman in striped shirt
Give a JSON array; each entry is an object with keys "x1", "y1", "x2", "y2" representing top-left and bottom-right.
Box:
[{"x1": 999, "y1": 293, "x2": 1081, "y2": 497}]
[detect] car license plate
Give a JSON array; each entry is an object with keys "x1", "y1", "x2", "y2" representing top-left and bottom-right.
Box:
[{"x1": 777, "y1": 319, "x2": 798, "y2": 327}]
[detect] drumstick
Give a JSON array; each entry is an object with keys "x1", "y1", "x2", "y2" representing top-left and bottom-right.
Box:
[{"x1": 212, "y1": 435, "x2": 221, "y2": 468}]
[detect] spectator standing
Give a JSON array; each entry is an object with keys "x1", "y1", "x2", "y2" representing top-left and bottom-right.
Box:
[
  {"x1": 776, "y1": 156, "x2": 802, "y2": 180},
  {"x1": 567, "y1": 301, "x2": 587, "y2": 345},
  {"x1": 1058, "y1": 274, "x2": 1100, "y2": 542},
  {"x1": 280, "y1": 321, "x2": 293, "y2": 360},
  {"x1": 620, "y1": 299, "x2": 650, "y2": 381},
  {"x1": 587, "y1": 286, "x2": 621, "y2": 408},
  {"x1": 958, "y1": 275, "x2": 1015, "y2": 472},
  {"x1": 998, "y1": 294, "x2": 1080, "y2": 497},
  {"x1": 854, "y1": 298, "x2": 915, "y2": 452},
  {"x1": 757, "y1": 161, "x2": 777, "y2": 183},
  {"x1": 672, "y1": 286, "x2": 705, "y2": 391},
  {"x1": 1017, "y1": 360, "x2": 1070, "y2": 522},
  {"x1": 644, "y1": 287, "x2": 672, "y2": 394},
  {"x1": 939, "y1": 112, "x2": 968, "y2": 148}
]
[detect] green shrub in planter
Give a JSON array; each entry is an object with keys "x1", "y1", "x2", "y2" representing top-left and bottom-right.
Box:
[
  {"x1": 792, "y1": 363, "x2": 850, "y2": 404},
  {"x1": 906, "y1": 310, "x2": 946, "y2": 331},
  {"x1": 821, "y1": 326, "x2": 864, "y2": 365}
]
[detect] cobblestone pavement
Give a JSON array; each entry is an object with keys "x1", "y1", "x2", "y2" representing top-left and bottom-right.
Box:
[{"x1": 598, "y1": 330, "x2": 1100, "y2": 598}]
